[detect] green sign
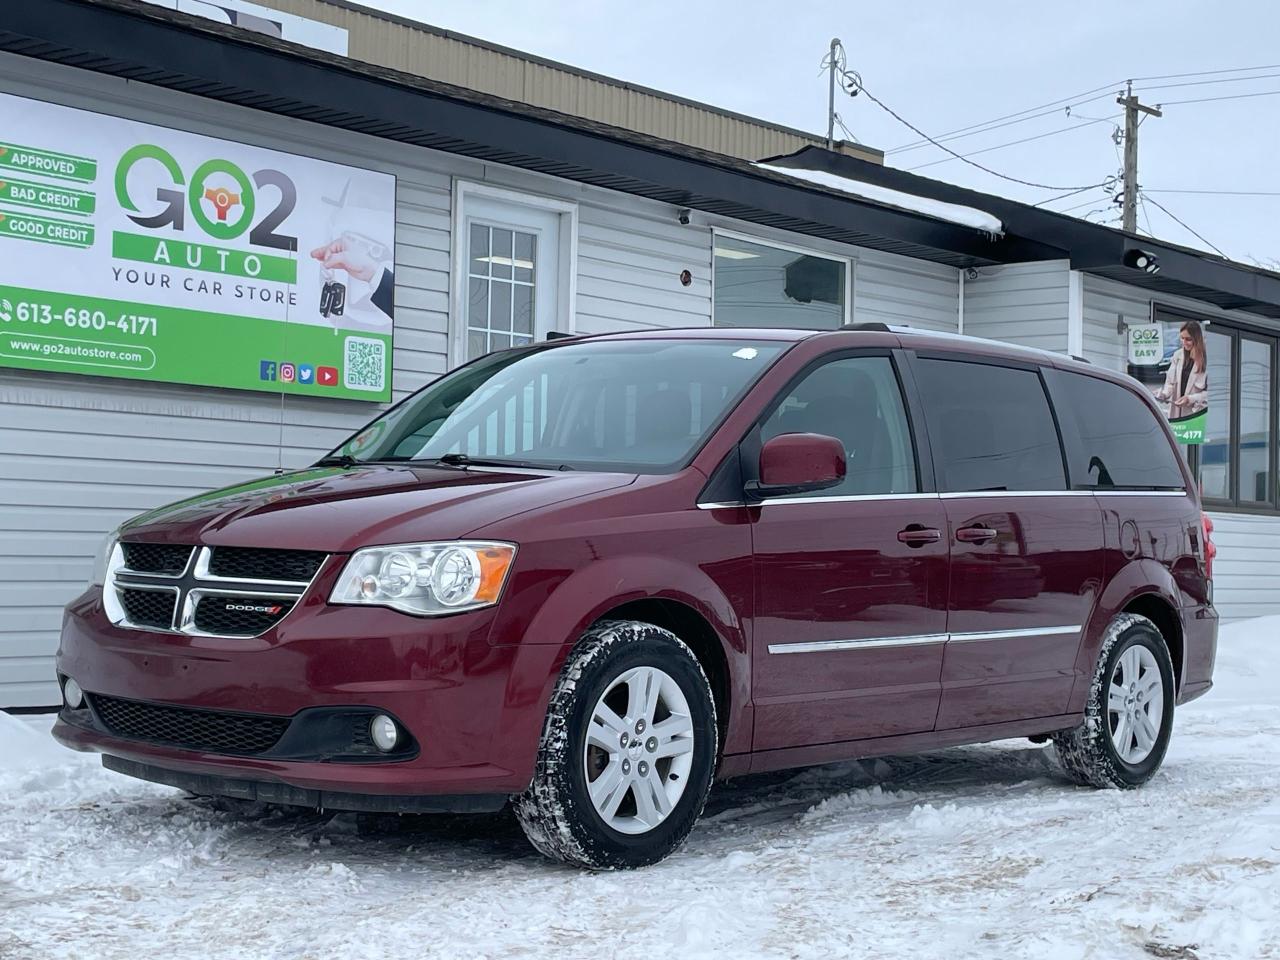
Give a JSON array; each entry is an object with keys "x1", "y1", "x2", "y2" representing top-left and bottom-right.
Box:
[
  {"x1": 1169, "y1": 409, "x2": 1207, "y2": 445},
  {"x1": 0, "y1": 92, "x2": 396, "y2": 401}
]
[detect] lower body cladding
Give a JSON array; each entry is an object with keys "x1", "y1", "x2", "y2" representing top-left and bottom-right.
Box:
[{"x1": 53, "y1": 589, "x2": 567, "y2": 812}]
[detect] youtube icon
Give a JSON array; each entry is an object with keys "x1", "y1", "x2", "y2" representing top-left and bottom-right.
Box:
[{"x1": 317, "y1": 366, "x2": 339, "y2": 387}]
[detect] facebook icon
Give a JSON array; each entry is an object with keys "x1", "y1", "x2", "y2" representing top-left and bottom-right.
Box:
[{"x1": 259, "y1": 360, "x2": 277, "y2": 381}]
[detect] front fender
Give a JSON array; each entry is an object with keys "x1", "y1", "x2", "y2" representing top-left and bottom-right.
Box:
[{"x1": 491, "y1": 554, "x2": 752, "y2": 775}]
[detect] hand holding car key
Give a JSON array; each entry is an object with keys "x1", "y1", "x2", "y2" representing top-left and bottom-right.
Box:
[{"x1": 311, "y1": 233, "x2": 390, "y2": 323}]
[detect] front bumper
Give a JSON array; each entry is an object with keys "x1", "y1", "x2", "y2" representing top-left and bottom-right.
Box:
[{"x1": 54, "y1": 586, "x2": 567, "y2": 798}]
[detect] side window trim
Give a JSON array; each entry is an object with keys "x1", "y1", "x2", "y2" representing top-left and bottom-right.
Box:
[{"x1": 742, "y1": 348, "x2": 927, "y2": 497}]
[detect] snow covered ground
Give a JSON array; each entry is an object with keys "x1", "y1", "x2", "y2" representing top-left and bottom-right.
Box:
[{"x1": 2, "y1": 618, "x2": 1277, "y2": 960}]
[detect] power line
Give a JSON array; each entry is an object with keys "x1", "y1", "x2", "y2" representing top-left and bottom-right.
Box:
[
  {"x1": 908, "y1": 114, "x2": 1123, "y2": 172},
  {"x1": 886, "y1": 81, "x2": 1124, "y2": 154},
  {"x1": 1141, "y1": 192, "x2": 1227, "y2": 257},
  {"x1": 1134, "y1": 71, "x2": 1280, "y2": 95},
  {"x1": 850, "y1": 80, "x2": 1109, "y2": 192},
  {"x1": 1034, "y1": 182, "x2": 1113, "y2": 208},
  {"x1": 1162, "y1": 87, "x2": 1280, "y2": 106},
  {"x1": 1145, "y1": 188, "x2": 1280, "y2": 197},
  {"x1": 1130, "y1": 62, "x2": 1280, "y2": 82}
]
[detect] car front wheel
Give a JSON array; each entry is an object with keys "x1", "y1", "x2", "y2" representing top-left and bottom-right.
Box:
[{"x1": 514, "y1": 620, "x2": 718, "y2": 869}]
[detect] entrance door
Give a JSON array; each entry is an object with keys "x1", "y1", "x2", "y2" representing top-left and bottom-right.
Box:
[
  {"x1": 751, "y1": 352, "x2": 948, "y2": 751},
  {"x1": 911, "y1": 356, "x2": 1104, "y2": 729},
  {"x1": 457, "y1": 191, "x2": 565, "y2": 363}
]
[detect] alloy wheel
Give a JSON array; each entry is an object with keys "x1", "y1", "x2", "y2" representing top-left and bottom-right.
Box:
[
  {"x1": 1107, "y1": 643, "x2": 1165, "y2": 764},
  {"x1": 583, "y1": 665, "x2": 695, "y2": 835}
]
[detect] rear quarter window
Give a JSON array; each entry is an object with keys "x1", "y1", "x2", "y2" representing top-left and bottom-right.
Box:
[{"x1": 1048, "y1": 369, "x2": 1186, "y2": 490}]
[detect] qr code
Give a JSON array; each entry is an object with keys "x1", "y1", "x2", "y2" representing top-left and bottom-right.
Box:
[{"x1": 344, "y1": 336, "x2": 386, "y2": 392}]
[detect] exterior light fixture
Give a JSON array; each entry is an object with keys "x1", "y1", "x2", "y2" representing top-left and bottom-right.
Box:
[{"x1": 1124, "y1": 249, "x2": 1161, "y2": 275}]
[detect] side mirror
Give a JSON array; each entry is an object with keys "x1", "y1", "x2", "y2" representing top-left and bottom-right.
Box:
[{"x1": 745, "y1": 433, "x2": 847, "y2": 500}]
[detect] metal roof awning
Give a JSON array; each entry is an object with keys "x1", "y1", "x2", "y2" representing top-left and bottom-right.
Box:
[{"x1": 3, "y1": 0, "x2": 1280, "y2": 319}]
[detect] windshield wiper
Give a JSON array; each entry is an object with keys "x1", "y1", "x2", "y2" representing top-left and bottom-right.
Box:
[
  {"x1": 419, "y1": 453, "x2": 568, "y2": 470},
  {"x1": 315, "y1": 455, "x2": 358, "y2": 468}
]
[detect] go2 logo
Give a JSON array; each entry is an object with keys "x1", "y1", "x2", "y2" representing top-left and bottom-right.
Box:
[{"x1": 114, "y1": 144, "x2": 298, "y2": 252}]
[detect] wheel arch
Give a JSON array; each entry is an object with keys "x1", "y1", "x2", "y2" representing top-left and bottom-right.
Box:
[
  {"x1": 1073, "y1": 558, "x2": 1185, "y2": 711},
  {"x1": 514, "y1": 555, "x2": 751, "y2": 759}
]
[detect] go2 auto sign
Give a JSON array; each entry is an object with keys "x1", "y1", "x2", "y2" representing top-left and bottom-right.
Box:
[{"x1": 0, "y1": 92, "x2": 395, "y2": 400}]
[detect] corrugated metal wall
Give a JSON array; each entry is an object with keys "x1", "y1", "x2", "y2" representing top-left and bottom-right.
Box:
[
  {"x1": 257, "y1": 0, "x2": 883, "y2": 164},
  {"x1": 1081, "y1": 274, "x2": 1280, "y2": 622},
  {"x1": 962, "y1": 261, "x2": 1070, "y2": 353}
]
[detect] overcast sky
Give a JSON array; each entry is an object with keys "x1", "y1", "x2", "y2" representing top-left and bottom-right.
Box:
[{"x1": 357, "y1": 0, "x2": 1280, "y2": 266}]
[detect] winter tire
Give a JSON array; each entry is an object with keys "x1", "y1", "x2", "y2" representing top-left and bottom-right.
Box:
[
  {"x1": 1053, "y1": 613, "x2": 1176, "y2": 789},
  {"x1": 514, "y1": 620, "x2": 718, "y2": 869}
]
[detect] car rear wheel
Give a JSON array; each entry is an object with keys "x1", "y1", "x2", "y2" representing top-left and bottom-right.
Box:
[
  {"x1": 514, "y1": 620, "x2": 718, "y2": 869},
  {"x1": 1053, "y1": 613, "x2": 1175, "y2": 789}
]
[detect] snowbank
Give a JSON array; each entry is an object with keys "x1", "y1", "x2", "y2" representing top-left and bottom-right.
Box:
[
  {"x1": 755, "y1": 162, "x2": 1005, "y2": 236},
  {"x1": 1, "y1": 617, "x2": 1276, "y2": 959}
]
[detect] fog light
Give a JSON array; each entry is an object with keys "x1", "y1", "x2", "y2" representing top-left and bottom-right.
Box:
[
  {"x1": 63, "y1": 678, "x2": 84, "y2": 710},
  {"x1": 370, "y1": 714, "x2": 399, "y2": 752}
]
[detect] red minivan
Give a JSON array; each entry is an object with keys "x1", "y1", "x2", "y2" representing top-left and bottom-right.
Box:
[{"x1": 53, "y1": 326, "x2": 1218, "y2": 868}]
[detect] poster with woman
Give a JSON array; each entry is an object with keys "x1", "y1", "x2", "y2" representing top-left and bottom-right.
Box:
[{"x1": 1152, "y1": 320, "x2": 1208, "y2": 444}]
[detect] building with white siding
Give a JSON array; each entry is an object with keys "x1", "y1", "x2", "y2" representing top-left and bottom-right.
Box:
[{"x1": 2, "y1": 0, "x2": 1278, "y2": 707}]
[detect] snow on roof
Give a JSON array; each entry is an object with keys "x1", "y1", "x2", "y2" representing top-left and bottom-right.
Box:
[{"x1": 754, "y1": 162, "x2": 1004, "y2": 237}]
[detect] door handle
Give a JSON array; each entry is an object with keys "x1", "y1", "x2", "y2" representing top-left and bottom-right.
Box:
[
  {"x1": 897, "y1": 525, "x2": 941, "y2": 547},
  {"x1": 955, "y1": 525, "x2": 998, "y2": 544}
]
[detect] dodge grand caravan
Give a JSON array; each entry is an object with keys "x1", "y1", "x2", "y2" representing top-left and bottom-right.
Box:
[{"x1": 54, "y1": 325, "x2": 1218, "y2": 868}]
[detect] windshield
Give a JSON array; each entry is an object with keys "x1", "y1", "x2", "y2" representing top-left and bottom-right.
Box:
[{"x1": 329, "y1": 338, "x2": 787, "y2": 472}]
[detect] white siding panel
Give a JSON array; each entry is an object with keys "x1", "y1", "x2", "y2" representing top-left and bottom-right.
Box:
[
  {"x1": 575, "y1": 206, "x2": 711, "y2": 334},
  {"x1": 853, "y1": 249, "x2": 959, "y2": 333},
  {"x1": 1208, "y1": 512, "x2": 1280, "y2": 622},
  {"x1": 963, "y1": 261, "x2": 1070, "y2": 353}
]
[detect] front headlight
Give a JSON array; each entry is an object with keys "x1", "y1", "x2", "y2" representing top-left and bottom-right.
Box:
[
  {"x1": 330, "y1": 541, "x2": 517, "y2": 616},
  {"x1": 90, "y1": 529, "x2": 121, "y2": 588}
]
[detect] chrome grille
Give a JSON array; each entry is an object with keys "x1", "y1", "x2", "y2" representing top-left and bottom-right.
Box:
[
  {"x1": 207, "y1": 546, "x2": 326, "y2": 583},
  {"x1": 120, "y1": 543, "x2": 193, "y2": 576},
  {"x1": 108, "y1": 544, "x2": 326, "y2": 638},
  {"x1": 119, "y1": 587, "x2": 178, "y2": 629},
  {"x1": 192, "y1": 593, "x2": 297, "y2": 636}
]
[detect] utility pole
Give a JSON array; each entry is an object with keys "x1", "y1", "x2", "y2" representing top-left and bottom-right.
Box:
[
  {"x1": 1117, "y1": 80, "x2": 1162, "y2": 233},
  {"x1": 826, "y1": 37, "x2": 840, "y2": 150}
]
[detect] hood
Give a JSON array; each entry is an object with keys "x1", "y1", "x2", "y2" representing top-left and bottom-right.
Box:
[{"x1": 121, "y1": 464, "x2": 637, "y2": 553}]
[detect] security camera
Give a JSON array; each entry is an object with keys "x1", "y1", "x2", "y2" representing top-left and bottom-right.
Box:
[{"x1": 677, "y1": 208, "x2": 692, "y2": 226}]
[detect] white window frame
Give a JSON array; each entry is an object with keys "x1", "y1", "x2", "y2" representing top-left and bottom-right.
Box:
[
  {"x1": 710, "y1": 227, "x2": 854, "y2": 329},
  {"x1": 449, "y1": 180, "x2": 578, "y2": 369}
]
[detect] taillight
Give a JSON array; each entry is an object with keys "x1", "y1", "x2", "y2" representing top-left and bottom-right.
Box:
[{"x1": 1201, "y1": 512, "x2": 1216, "y2": 581}]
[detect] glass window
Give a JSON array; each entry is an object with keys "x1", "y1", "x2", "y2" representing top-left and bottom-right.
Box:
[
  {"x1": 1052, "y1": 372, "x2": 1185, "y2": 490},
  {"x1": 761, "y1": 356, "x2": 917, "y2": 495},
  {"x1": 331, "y1": 339, "x2": 785, "y2": 473},
  {"x1": 1199, "y1": 328, "x2": 1234, "y2": 501},
  {"x1": 713, "y1": 235, "x2": 847, "y2": 330},
  {"x1": 467, "y1": 222, "x2": 537, "y2": 359},
  {"x1": 1239, "y1": 337, "x2": 1273, "y2": 503},
  {"x1": 915, "y1": 359, "x2": 1066, "y2": 492}
]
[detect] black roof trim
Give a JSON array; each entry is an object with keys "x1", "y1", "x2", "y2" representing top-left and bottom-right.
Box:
[{"x1": 767, "y1": 146, "x2": 1280, "y2": 319}]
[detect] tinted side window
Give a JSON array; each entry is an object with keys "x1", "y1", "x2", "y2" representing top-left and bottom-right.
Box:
[
  {"x1": 1052, "y1": 371, "x2": 1186, "y2": 489},
  {"x1": 761, "y1": 355, "x2": 918, "y2": 495},
  {"x1": 915, "y1": 358, "x2": 1066, "y2": 492}
]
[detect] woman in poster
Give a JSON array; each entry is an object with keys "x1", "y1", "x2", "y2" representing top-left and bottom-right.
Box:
[{"x1": 1155, "y1": 320, "x2": 1208, "y2": 423}]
